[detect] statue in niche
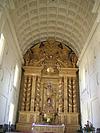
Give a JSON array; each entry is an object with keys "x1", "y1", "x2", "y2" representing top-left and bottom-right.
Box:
[
  {"x1": 47, "y1": 82, "x2": 52, "y2": 89},
  {"x1": 69, "y1": 52, "x2": 78, "y2": 67},
  {"x1": 47, "y1": 98, "x2": 52, "y2": 106},
  {"x1": 46, "y1": 82, "x2": 53, "y2": 96},
  {"x1": 24, "y1": 49, "x2": 34, "y2": 65},
  {"x1": 24, "y1": 52, "x2": 30, "y2": 65},
  {"x1": 42, "y1": 100, "x2": 55, "y2": 124}
]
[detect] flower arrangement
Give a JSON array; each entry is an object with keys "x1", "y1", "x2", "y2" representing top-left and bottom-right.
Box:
[{"x1": 84, "y1": 121, "x2": 95, "y2": 132}]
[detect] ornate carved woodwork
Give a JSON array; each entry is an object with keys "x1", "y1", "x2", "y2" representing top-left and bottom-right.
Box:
[
  {"x1": 67, "y1": 77, "x2": 78, "y2": 113},
  {"x1": 24, "y1": 40, "x2": 77, "y2": 69},
  {"x1": 17, "y1": 39, "x2": 80, "y2": 133}
]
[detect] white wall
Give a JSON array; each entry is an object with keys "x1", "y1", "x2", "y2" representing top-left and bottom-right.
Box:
[
  {"x1": 79, "y1": 21, "x2": 100, "y2": 128},
  {"x1": 0, "y1": 10, "x2": 22, "y2": 125}
]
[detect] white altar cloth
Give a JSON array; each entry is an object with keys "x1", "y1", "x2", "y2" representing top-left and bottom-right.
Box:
[{"x1": 32, "y1": 124, "x2": 65, "y2": 133}]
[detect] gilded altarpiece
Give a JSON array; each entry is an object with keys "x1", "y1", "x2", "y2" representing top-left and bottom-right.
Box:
[{"x1": 16, "y1": 39, "x2": 80, "y2": 133}]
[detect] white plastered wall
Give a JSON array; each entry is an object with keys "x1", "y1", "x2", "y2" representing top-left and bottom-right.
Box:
[
  {"x1": 0, "y1": 10, "x2": 22, "y2": 125},
  {"x1": 79, "y1": 21, "x2": 100, "y2": 128}
]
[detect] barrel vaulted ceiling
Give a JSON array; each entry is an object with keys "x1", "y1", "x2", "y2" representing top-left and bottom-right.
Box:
[{"x1": 8, "y1": 0, "x2": 97, "y2": 55}]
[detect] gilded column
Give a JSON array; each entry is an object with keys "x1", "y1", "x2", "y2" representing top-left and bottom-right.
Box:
[
  {"x1": 25, "y1": 76, "x2": 32, "y2": 111},
  {"x1": 68, "y1": 77, "x2": 73, "y2": 112},
  {"x1": 64, "y1": 76, "x2": 68, "y2": 113},
  {"x1": 21, "y1": 75, "x2": 28, "y2": 111},
  {"x1": 30, "y1": 76, "x2": 36, "y2": 111},
  {"x1": 58, "y1": 78, "x2": 64, "y2": 113},
  {"x1": 40, "y1": 82, "x2": 44, "y2": 112},
  {"x1": 35, "y1": 76, "x2": 41, "y2": 111},
  {"x1": 72, "y1": 77, "x2": 77, "y2": 112},
  {"x1": 43, "y1": 83, "x2": 46, "y2": 111}
]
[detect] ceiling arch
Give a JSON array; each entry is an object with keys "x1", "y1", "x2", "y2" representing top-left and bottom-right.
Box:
[
  {"x1": 9, "y1": 0, "x2": 97, "y2": 56},
  {"x1": 22, "y1": 36, "x2": 82, "y2": 57}
]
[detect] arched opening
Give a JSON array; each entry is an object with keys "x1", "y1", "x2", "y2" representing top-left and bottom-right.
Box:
[{"x1": 0, "y1": 1, "x2": 100, "y2": 133}]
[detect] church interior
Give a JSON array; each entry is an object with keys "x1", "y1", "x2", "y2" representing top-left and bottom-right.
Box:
[{"x1": 0, "y1": 0, "x2": 100, "y2": 133}]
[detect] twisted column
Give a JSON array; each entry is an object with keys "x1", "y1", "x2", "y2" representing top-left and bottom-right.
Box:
[
  {"x1": 30, "y1": 76, "x2": 37, "y2": 111},
  {"x1": 58, "y1": 78, "x2": 64, "y2": 113},
  {"x1": 25, "y1": 76, "x2": 32, "y2": 111},
  {"x1": 21, "y1": 75, "x2": 28, "y2": 111},
  {"x1": 67, "y1": 77, "x2": 77, "y2": 112},
  {"x1": 67, "y1": 77, "x2": 73, "y2": 112},
  {"x1": 64, "y1": 76, "x2": 67, "y2": 113},
  {"x1": 35, "y1": 76, "x2": 41, "y2": 111},
  {"x1": 72, "y1": 77, "x2": 77, "y2": 112}
]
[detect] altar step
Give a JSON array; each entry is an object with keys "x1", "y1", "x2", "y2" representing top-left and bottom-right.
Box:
[
  {"x1": 16, "y1": 122, "x2": 80, "y2": 133},
  {"x1": 6, "y1": 132, "x2": 55, "y2": 133}
]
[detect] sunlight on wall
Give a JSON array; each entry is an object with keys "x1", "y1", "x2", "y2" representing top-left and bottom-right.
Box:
[
  {"x1": 82, "y1": 68, "x2": 85, "y2": 90},
  {"x1": 8, "y1": 103, "x2": 14, "y2": 124},
  {"x1": 81, "y1": 101, "x2": 88, "y2": 127},
  {"x1": 0, "y1": 33, "x2": 5, "y2": 66},
  {"x1": 80, "y1": 67, "x2": 86, "y2": 92},
  {"x1": 13, "y1": 64, "x2": 19, "y2": 88}
]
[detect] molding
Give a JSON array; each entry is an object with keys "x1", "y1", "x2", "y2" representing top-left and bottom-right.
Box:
[
  {"x1": 8, "y1": 0, "x2": 15, "y2": 9},
  {"x1": 92, "y1": 0, "x2": 100, "y2": 13},
  {"x1": 4, "y1": 8, "x2": 24, "y2": 63},
  {"x1": 0, "y1": 11, "x2": 6, "y2": 33},
  {"x1": 96, "y1": 5, "x2": 100, "y2": 23},
  {"x1": 0, "y1": 4, "x2": 3, "y2": 12},
  {"x1": 0, "y1": 93, "x2": 8, "y2": 100},
  {"x1": 77, "y1": 7, "x2": 100, "y2": 66},
  {"x1": 0, "y1": 0, "x2": 15, "y2": 11},
  {"x1": 77, "y1": 21, "x2": 98, "y2": 65}
]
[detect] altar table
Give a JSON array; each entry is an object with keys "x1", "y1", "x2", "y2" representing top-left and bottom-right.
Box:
[{"x1": 32, "y1": 124, "x2": 65, "y2": 133}]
